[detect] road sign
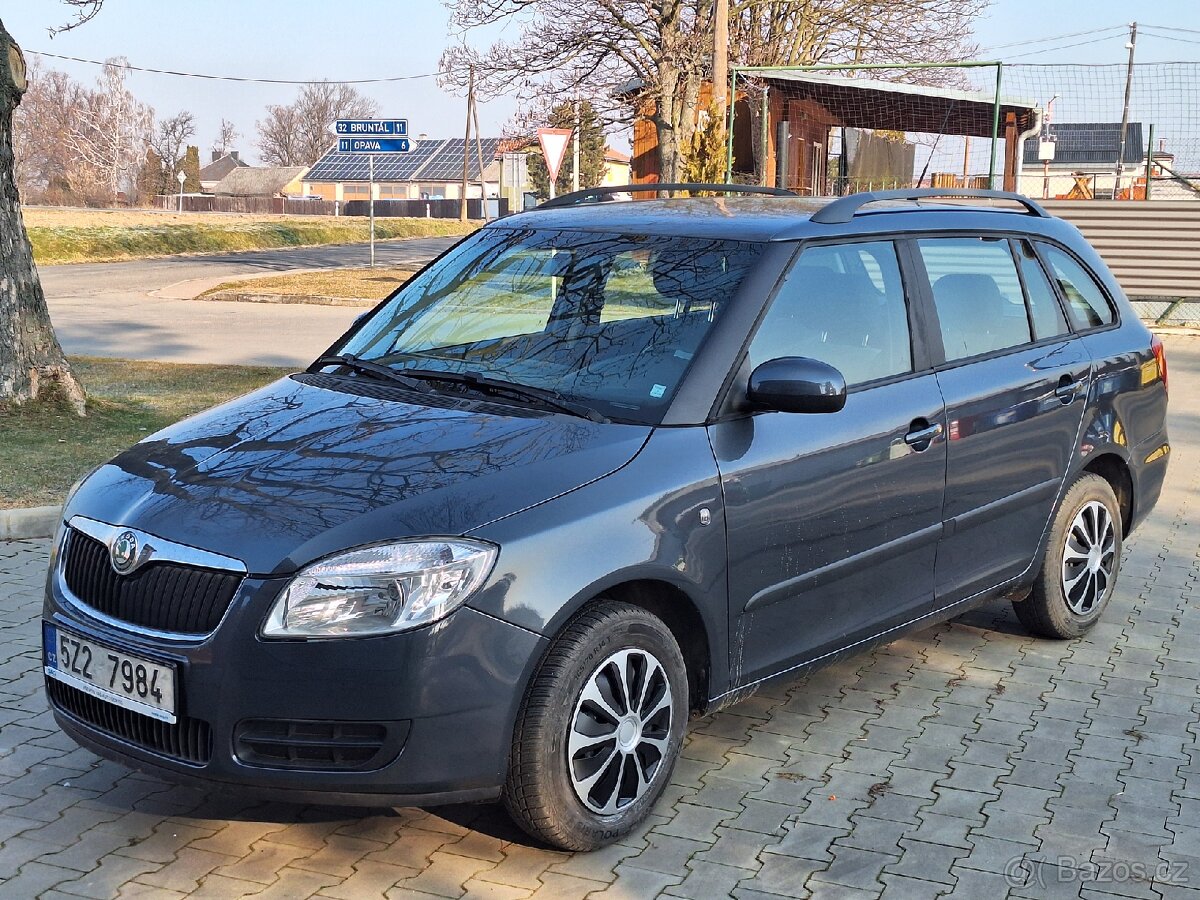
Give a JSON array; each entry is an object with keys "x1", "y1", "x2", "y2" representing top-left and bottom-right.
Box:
[
  {"x1": 338, "y1": 137, "x2": 412, "y2": 154},
  {"x1": 537, "y1": 128, "x2": 573, "y2": 197},
  {"x1": 335, "y1": 119, "x2": 408, "y2": 136}
]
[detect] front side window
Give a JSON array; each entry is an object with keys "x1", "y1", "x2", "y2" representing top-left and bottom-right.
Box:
[
  {"x1": 747, "y1": 241, "x2": 912, "y2": 386},
  {"x1": 1039, "y1": 244, "x2": 1116, "y2": 330},
  {"x1": 917, "y1": 237, "x2": 1032, "y2": 361},
  {"x1": 334, "y1": 228, "x2": 764, "y2": 423}
]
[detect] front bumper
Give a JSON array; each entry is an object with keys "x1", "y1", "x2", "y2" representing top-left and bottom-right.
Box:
[{"x1": 43, "y1": 571, "x2": 546, "y2": 806}]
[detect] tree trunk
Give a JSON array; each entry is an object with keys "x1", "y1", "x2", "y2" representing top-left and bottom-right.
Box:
[{"x1": 0, "y1": 18, "x2": 85, "y2": 414}]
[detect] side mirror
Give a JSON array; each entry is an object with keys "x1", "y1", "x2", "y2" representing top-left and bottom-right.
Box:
[{"x1": 747, "y1": 356, "x2": 847, "y2": 414}]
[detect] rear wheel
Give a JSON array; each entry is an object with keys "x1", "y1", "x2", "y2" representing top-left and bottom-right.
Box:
[
  {"x1": 503, "y1": 601, "x2": 688, "y2": 851},
  {"x1": 1014, "y1": 473, "x2": 1122, "y2": 639}
]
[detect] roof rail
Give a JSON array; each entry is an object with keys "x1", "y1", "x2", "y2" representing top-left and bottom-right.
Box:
[
  {"x1": 810, "y1": 188, "x2": 1051, "y2": 225},
  {"x1": 537, "y1": 183, "x2": 797, "y2": 210}
]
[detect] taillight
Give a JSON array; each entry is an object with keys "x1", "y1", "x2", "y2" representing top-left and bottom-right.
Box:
[{"x1": 1151, "y1": 334, "x2": 1168, "y2": 395}]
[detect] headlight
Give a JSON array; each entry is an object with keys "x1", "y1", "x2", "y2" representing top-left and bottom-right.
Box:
[{"x1": 262, "y1": 540, "x2": 497, "y2": 639}]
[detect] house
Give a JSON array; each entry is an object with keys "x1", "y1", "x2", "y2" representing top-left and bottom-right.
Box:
[
  {"x1": 302, "y1": 138, "x2": 507, "y2": 203},
  {"x1": 1017, "y1": 122, "x2": 1148, "y2": 200},
  {"x1": 211, "y1": 166, "x2": 309, "y2": 198},
  {"x1": 602, "y1": 147, "x2": 632, "y2": 186},
  {"x1": 199, "y1": 151, "x2": 248, "y2": 193}
]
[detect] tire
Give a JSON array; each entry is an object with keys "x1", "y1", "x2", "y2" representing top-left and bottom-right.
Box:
[
  {"x1": 1013, "y1": 472, "x2": 1123, "y2": 639},
  {"x1": 503, "y1": 601, "x2": 688, "y2": 851}
]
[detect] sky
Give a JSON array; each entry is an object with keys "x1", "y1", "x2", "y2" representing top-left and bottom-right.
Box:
[{"x1": 4, "y1": 0, "x2": 1199, "y2": 165}]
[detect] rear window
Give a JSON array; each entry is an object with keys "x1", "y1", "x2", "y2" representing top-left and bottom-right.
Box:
[
  {"x1": 1038, "y1": 244, "x2": 1116, "y2": 330},
  {"x1": 916, "y1": 237, "x2": 1032, "y2": 361}
]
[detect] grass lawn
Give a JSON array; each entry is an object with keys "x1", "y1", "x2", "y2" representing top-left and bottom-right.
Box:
[
  {"x1": 203, "y1": 266, "x2": 415, "y2": 301},
  {"x1": 22, "y1": 207, "x2": 476, "y2": 265},
  {"x1": 0, "y1": 358, "x2": 287, "y2": 509}
]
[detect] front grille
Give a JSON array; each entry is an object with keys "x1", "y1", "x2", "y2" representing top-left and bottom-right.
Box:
[
  {"x1": 62, "y1": 529, "x2": 242, "y2": 635},
  {"x1": 234, "y1": 718, "x2": 402, "y2": 771},
  {"x1": 47, "y1": 678, "x2": 212, "y2": 765}
]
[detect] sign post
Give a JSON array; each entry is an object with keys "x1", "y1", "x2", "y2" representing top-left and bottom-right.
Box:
[
  {"x1": 335, "y1": 119, "x2": 413, "y2": 267},
  {"x1": 537, "y1": 128, "x2": 573, "y2": 200}
]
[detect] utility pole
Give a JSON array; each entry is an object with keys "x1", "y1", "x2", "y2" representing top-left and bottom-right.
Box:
[
  {"x1": 471, "y1": 87, "x2": 488, "y2": 220},
  {"x1": 1115, "y1": 22, "x2": 1137, "y2": 198},
  {"x1": 461, "y1": 65, "x2": 474, "y2": 222},
  {"x1": 714, "y1": 0, "x2": 729, "y2": 116}
]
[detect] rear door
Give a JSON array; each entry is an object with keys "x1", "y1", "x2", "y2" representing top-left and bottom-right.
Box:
[
  {"x1": 912, "y1": 235, "x2": 1092, "y2": 603},
  {"x1": 711, "y1": 239, "x2": 947, "y2": 686}
]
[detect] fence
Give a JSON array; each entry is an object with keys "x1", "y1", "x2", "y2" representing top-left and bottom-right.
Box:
[
  {"x1": 340, "y1": 198, "x2": 509, "y2": 219},
  {"x1": 154, "y1": 195, "x2": 338, "y2": 215},
  {"x1": 729, "y1": 62, "x2": 1199, "y2": 202}
]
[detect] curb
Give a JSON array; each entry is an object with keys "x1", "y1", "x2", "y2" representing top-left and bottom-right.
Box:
[
  {"x1": 198, "y1": 290, "x2": 376, "y2": 307},
  {"x1": 0, "y1": 506, "x2": 62, "y2": 541}
]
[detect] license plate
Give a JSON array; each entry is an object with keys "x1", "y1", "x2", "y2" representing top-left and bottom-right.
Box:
[{"x1": 43, "y1": 624, "x2": 177, "y2": 724}]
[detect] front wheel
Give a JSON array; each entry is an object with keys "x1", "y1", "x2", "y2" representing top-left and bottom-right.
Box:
[
  {"x1": 503, "y1": 601, "x2": 688, "y2": 851},
  {"x1": 1013, "y1": 472, "x2": 1123, "y2": 639}
]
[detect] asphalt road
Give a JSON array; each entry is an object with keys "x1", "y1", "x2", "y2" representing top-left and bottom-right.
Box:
[{"x1": 39, "y1": 237, "x2": 460, "y2": 368}]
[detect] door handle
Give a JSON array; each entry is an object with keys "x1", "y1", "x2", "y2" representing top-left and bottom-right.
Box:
[
  {"x1": 1055, "y1": 375, "x2": 1084, "y2": 404},
  {"x1": 904, "y1": 421, "x2": 943, "y2": 449}
]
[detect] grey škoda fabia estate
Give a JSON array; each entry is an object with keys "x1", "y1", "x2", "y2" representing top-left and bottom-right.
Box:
[{"x1": 44, "y1": 187, "x2": 1169, "y2": 850}]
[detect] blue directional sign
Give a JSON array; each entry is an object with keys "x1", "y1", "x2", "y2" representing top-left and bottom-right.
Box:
[
  {"x1": 338, "y1": 137, "x2": 412, "y2": 154},
  {"x1": 335, "y1": 119, "x2": 408, "y2": 136}
]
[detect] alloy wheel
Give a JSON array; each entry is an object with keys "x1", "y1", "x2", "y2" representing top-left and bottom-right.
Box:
[
  {"x1": 1061, "y1": 500, "x2": 1116, "y2": 615},
  {"x1": 567, "y1": 647, "x2": 673, "y2": 815}
]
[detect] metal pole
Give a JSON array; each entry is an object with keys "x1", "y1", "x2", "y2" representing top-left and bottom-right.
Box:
[
  {"x1": 760, "y1": 86, "x2": 770, "y2": 187},
  {"x1": 1145, "y1": 123, "x2": 1155, "y2": 200},
  {"x1": 369, "y1": 154, "x2": 375, "y2": 269},
  {"x1": 988, "y1": 63, "x2": 1002, "y2": 190},
  {"x1": 725, "y1": 69, "x2": 738, "y2": 183},
  {"x1": 1116, "y1": 22, "x2": 1138, "y2": 198}
]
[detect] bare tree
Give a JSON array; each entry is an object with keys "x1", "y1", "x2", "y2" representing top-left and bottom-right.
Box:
[
  {"x1": 442, "y1": 0, "x2": 986, "y2": 181},
  {"x1": 1, "y1": 17, "x2": 85, "y2": 412},
  {"x1": 212, "y1": 118, "x2": 238, "y2": 157},
  {"x1": 13, "y1": 57, "x2": 90, "y2": 199},
  {"x1": 68, "y1": 58, "x2": 154, "y2": 198},
  {"x1": 147, "y1": 109, "x2": 195, "y2": 195},
  {"x1": 256, "y1": 82, "x2": 378, "y2": 166}
]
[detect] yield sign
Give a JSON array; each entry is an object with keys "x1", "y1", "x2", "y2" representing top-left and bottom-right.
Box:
[{"x1": 537, "y1": 128, "x2": 573, "y2": 185}]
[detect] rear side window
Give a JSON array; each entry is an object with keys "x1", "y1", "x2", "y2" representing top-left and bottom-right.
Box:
[
  {"x1": 1016, "y1": 240, "x2": 1070, "y2": 340},
  {"x1": 1038, "y1": 244, "x2": 1116, "y2": 330},
  {"x1": 748, "y1": 241, "x2": 912, "y2": 386},
  {"x1": 917, "y1": 237, "x2": 1032, "y2": 361}
]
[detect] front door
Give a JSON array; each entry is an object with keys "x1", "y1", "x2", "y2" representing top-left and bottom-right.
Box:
[
  {"x1": 912, "y1": 236, "x2": 1091, "y2": 602},
  {"x1": 713, "y1": 239, "x2": 947, "y2": 687}
]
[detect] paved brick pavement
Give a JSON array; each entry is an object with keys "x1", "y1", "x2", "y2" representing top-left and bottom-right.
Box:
[{"x1": 1, "y1": 335, "x2": 1197, "y2": 899}]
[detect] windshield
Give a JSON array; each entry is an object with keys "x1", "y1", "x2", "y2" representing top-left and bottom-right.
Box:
[{"x1": 330, "y1": 227, "x2": 764, "y2": 423}]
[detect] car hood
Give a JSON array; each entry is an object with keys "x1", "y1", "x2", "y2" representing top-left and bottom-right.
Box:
[{"x1": 66, "y1": 376, "x2": 651, "y2": 576}]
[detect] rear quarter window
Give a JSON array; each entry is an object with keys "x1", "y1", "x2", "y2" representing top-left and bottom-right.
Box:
[{"x1": 1038, "y1": 244, "x2": 1116, "y2": 330}]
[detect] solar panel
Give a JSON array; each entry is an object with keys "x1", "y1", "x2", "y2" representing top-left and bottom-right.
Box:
[
  {"x1": 304, "y1": 138, "x2": 501, "y2": 184},
  {"x1": 1021, "y1": 122, "x2": 1145, "y2": 166}
]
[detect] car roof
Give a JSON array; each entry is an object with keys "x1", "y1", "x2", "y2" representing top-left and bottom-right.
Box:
[{"x1": 490, "y1": 195, "x2": 1080, "y2": 244}]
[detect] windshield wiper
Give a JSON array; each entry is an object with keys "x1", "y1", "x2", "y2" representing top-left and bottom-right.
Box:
[
  {"x1": 310, "y1": 354, "x2": 434, "y2": 394},
  {"x1": 398, "y1": 368, "x2": 611, "y2": 424}
]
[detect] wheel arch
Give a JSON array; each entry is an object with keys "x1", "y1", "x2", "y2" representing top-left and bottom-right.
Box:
[
  {"x1": 1081, "y1": 451, "x2": 1134, "y2": 535},
  {"x1": 543, "y1": 576, "x2": 715, "y2": 715}
]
